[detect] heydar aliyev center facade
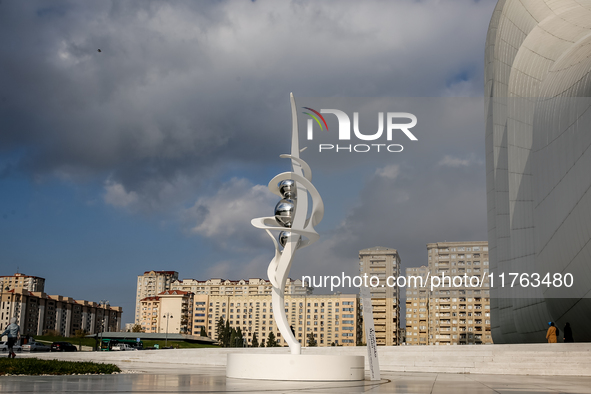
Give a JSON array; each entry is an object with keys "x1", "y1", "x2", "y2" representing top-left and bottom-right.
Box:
[{"x1": 485, "y1": 0, "x2": 591, "y2": 343}]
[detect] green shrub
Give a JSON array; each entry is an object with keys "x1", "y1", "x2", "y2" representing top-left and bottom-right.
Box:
[{"x1": 0, "y1": 358, "x2": 121, "y2": 375}]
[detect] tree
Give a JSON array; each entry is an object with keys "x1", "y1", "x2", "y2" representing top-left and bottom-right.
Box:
[
  {"x1": 236, "y1": 327, "x2": 244, "y2": 347},
  {"x1": 307, "y1": 332, "x2": 317, "y2": 347},
  {"x1": 216, "y1": 317, "x2": 225, "y2": 345},
  {"x1": 199, "y1": 327, "x2": 207, "y2": 337},
  {"x1": 229, "y1": 327, "x2": 237, "y2": 348},
  {"x1": 266, "y1": 332, "x2": 277, "y2": 347},
  {"x1": 224, "y1": 320, "x2": 231, "y2": 347},
  {"x1": 251, "y1": 332, "x2": 259, "y2": 348},
  {"x1": 131, "y1": 324, "x2": 144, "y2": 333}
]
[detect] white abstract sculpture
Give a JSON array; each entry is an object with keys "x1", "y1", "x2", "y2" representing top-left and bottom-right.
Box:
[
  {"x1": 226, "y1": 94, "x2": 363, "y2": 381},
  {"x1": 251, "y1": 92, "x2": 324, "y2": 355}
]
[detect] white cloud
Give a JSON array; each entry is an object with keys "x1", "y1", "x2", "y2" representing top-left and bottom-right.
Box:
[
  {"x1": 375, "y1": 164, "x2": 400, "y2": 180},
  {"x1": 438, "y1": 155, "x2": 473, "y2": 168},
  {"x1": 183, "y1": 178, "x2": 277, "y2": 250},
  {"x1": 103, "y1": 180, "x2": 139, "y2": 208}
]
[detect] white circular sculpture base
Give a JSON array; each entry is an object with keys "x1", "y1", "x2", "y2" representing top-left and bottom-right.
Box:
[{"x1": 226, "y1": 354, "x2": 365, "y2": 381}]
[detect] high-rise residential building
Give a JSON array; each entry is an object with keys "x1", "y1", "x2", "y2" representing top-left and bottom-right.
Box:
[
  {"x1": 194, "y1": 293, "x2": 360, "y2": 347},
  {"x1": 405, "y1": 266, "x2": 429, "y2": 345},
  {"x1": 0, "y1": 273, "x2": 45, "y2": 293},
  {"x1": 359, "y1": 247, "x2": 401, "y2": 346},
  {"x1": 0, "y1": 288, "x2": 122, "y2": 337},
  {"x1": 405, "y1": 241, "x2": 493, "y2": 345},
  {"x1": 133, "y1": 272, "x2": 358, "y2": 346},
  {"x1": 170, "y1": 277, "x2": 311, "y2": 296},
  {"x1": 135, "y1": 270, "x2": 178, "y2": 324}
]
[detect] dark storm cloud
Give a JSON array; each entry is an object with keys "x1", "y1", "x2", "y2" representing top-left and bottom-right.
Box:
[
  {"x1": 1, "y1": 0, "x2": 495, "y2": 211},
  {"x1": 191, "y1": 96, "x2": 488, "y2": 285},
  {"x1": 280, "y1": 97, "x2": 488, "y2": 285},
  {"x1": 0, "y1": 0, "x2": 498, "y2": 300}
]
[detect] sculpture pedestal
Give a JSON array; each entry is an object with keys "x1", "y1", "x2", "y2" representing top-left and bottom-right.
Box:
[{"x1": 226, "y1": 353, "x2": 365, "y2": 381}]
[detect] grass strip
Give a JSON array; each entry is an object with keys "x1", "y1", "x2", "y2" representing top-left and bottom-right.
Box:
[
  {"x1": 140, "y1": 340, "x2": 218, "y2": 349},
  {"x1": 0, "y1": 357, "x2": 121, "y2": 376},
  {"x1": 33, "y1": 335, "x2": 219, "y2": 349}
]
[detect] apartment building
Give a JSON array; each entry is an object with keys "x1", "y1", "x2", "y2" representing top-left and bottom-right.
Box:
[
  {"x1": 0, "y1": 273, "x2": 45, "y2": 293},
  {"x1": 192, "y1": 293, "x2": 360, "y2": 347},
  {"x1": 0, "y1": 288, "x2": 122, "y2": 337},
  {"x1": 159, "y1": 290, "x2": 193, "y2": 335},
  {"x1": 405, "y1": 266, "x2": 429, "y2": 345},
  {"x1": 405, "y1": 241, "x2": 493, "y2": 345},
  {"x1": 138, "y1": 296, "x2": 160, "y2": 333},
  {"x1": 170, "y1": 277, "x2": 311, "y2": 296},
  {"x1": 135, "y1": 270, "x2": 178, "y2": 324},
  {"x1": 138, "y1": 290, "x2": 195, "y2": 335},
  {"x1": 359, "y1": 247, "x2": 401, "y2": 346}
]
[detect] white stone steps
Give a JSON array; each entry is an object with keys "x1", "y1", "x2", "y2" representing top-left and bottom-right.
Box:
[{"x1": 21, "y1": 343, "x2": 591, "y2": 377}]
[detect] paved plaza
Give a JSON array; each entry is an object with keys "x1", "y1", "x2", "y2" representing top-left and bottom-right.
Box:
[{"x1": 2, "y1": 364, "x2": 591, "y2": 394}]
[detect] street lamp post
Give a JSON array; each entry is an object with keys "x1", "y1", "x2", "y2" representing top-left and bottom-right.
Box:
[
  {"x1": 98, "y1": 300, "x2": 109, "y2": 351},
  {"x1": 163, "y1": 312, "x2": 173, "y2": 348}
]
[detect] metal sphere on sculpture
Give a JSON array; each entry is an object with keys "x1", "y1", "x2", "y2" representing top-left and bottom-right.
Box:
[
  {"x1": 279, "y1": 231, "x2": 301, "y2": 248},
  {"x1": 278, "y1": 179, "x2": 297, "y2": 199},
  {"x1": 274, "y1": 199, "x2": 295, "y2": 228},
  {"x1": 278, "y1": 231, "x2": 291, "y2": 247}
]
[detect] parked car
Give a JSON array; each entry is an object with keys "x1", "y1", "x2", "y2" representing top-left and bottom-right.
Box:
[
  {"x1": 22, "y1": 341, "x2": 51, "y2": 352},
  {"x1": 112, "y1": 343, "x2": 138, "y2": 351},
  {"x1": 50, "y1": 342, "x2": 77, "y2": 352},
  {"x1": 0, "y1": 341, "x2": 22, "y2": 353}
]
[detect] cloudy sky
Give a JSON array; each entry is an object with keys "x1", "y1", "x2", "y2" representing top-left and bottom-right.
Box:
[{"x1": 0, "y1": 0, "x2": 496, "y2": 324}]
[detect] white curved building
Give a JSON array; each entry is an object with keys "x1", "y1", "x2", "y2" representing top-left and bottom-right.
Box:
[{"x1": 485, "y1": 0, "x2": 591, "y2": 343}]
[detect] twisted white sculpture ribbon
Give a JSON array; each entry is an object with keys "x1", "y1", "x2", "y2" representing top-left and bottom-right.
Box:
[{"x1": 251, "y1": 93, "x2": 324, "y2": 355}]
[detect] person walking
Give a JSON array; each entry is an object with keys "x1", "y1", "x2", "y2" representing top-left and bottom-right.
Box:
[
  {"x1": 1, "y1": 317, "x2": 21, "y2": 358},
  {"x1": 563, "y1": 322, "x2": 574, "y2": 342},
  {"x1": 546, "y1": 322, "x2": 557, "y2": 343}
]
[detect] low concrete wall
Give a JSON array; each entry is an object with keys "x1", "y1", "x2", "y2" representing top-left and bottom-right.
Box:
[{"x1": 25, "y1": 343, "x2": 591, "y2": 377}]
